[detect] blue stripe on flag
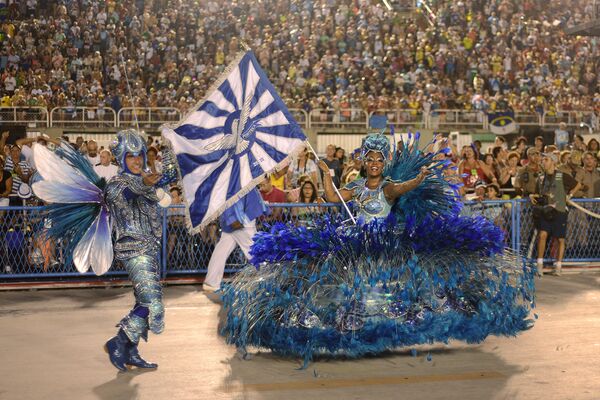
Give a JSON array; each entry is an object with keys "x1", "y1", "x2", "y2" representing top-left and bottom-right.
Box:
[
  {"x1": 198, "y1": 101, "x2": 232, "y2": 118},
  {"x1": 174, "y1": 124, "x2": 224, "y2": 141},
  {"x1": 246, "y1": 151, "x2": 266, "y2": 179},
  {"x1": 189, "y1": 161, "x2": 229, "y2": 227},
  {"x1": 176, "y1": 151, "x2": 228, "y2": 177},
  {"x1": 218, "y1": 80, "x2": 238, "y2": 110},
  {"x1": 226, "y1": 161, "x2": 242, "y2": 200},
  {"x1": 249, "y1": 84, "x2": 266, "y2": 111},
  {"x1": 238, "y1": 56, "x2": 249, "y2": 102},
  {"x1": 255, "y1": 138, "x2": 287, "y2": 163}
]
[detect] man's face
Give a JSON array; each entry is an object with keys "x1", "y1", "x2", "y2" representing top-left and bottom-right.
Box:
[
  {"x1": 528, "y1": 151, "x2": 540, "y2": 164},
  {"x1": 87, "y1": 141, "x2": 98, "y2": 156},
  {"x1": 76, "y1": 137, "x2": 84, "y2": 147},
  {"x1": 258, "y1": 179, "x2": 272, "y2": 193},
  {"x1": 542, "y1": 156, "x2": 555, "y2": 171},
  {"x1": 10, "y1": 146, "x2": 20, "y2": 161},
  {"x1": 583, "y1": 154, "x2": 597, "y2": 169},
  {"x1": 326, "y1": 145, "x2": 336, "y2": 157},
  {"x1": 125, "y1": 153, "x2": 143, "y2": 174},
  {"x1": 100, "y1": 151, "x2": 111, "y2": 166}
]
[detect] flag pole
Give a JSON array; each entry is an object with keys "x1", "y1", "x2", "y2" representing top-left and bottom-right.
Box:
[{"x1": 304, "y1": 141, "x2": 356, "y2": 224}]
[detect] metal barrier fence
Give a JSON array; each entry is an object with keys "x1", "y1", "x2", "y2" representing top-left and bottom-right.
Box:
[
  {"x1": 0, "y1": 106, "x2": 597, "y2": 132},
  {"x1": 1, "y1": 200, "x2": 599, "y2": 280}
]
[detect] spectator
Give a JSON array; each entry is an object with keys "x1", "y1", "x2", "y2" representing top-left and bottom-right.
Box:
[
  {"x1": 287, "y1": 146, "x2": 318, "y2": 190},
  {"x1": 497, "y1": 149, "x2": 519, "y2": 194},
  {"x1": 587, "y1": 138, "x2": 600, "y2": 154},
  {"x1": 321, "y1": 144, "x2": 342, "y2": 188},
  {"x1": 494, "y1": 136, "x2": 507, "y2": 150},
  {"x1": 75, "y1": 137, "x2": 84, "y2": 151},
  {"x1": 269, "y1": 163, "x2": 288, "y2": 191},
  {"x1": 531, "y1": 153, "x2": 581, "y2": 276},
  {"x1": 572, "y1": 134, "x2": 587, "y2": 152},
  {"x1": 258, "y1": 175, "x2": 286, "y2": 221},
  {"x1": 486, "y1": 183, "x2": 501, "y2": 200},
  {"x1": 554, "y1": 123, "x2": 570, "y2": 151},
  {"x1": 146, "y1": 146, "x2": 162, "y2": 174},
  {"x1": 94, "y1": 149, "x2": 119, "y2": 181},
  {"x1": 286, "y1": 174, "x2": 311, "y2": 203},
  {"x1": 482, "y1": 153, "x2": 499, "y2": 184},
  {"x1": 293, "y1": 180, "x2": 325, "y2": 225},
  {"x1": 534, "y1": 136, "x2": 544, "y2": 153},
  {"x1": 341, "y1": 148, "x2": 362, "y2": 186},
  {"x1": 515, "y1": 148, "x2": 542, "y2": 197},
  {"x1": 85, "y1": 140, "x2": 100, "y2": 166},
  {"x1": 4, "y1": 144, "x2": 31, "y2": 206},
  {"x1": 458, "y1": 145, "x2": 493, "y2": 191},
  {"x1": 0, "y1": 155, "x2": 13, "y2": 206},
  {"x1": 514, "y1": 137, "x2": 529, "y2": 162},
  {"x1": 561, "y1": 150, "x2": 583, "y2": 179},
  {"x1": 335, "y1": 147, "x2": 346, "y2": 165},
  {"x1": 575, "y1": 152, "x2": 600, "y2": 198}
]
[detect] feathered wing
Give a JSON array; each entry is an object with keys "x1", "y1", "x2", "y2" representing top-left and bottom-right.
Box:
[
  {"x1": 32, "y1": 142, "x2": 114, "y2": 275},
  {"x1": 388, "y1": 132, "x2": 462, "y2": 223}
]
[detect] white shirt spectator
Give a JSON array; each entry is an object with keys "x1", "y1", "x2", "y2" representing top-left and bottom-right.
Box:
[
  {"x1": 86, "y1": 154, "x2": 100, "y2": 166},
  {"x1": 4, "y1": 75, "x2": 16, "y2": 92},
  {"x1": 94, "y1": 163, "x2": 119, "y2": 181}
]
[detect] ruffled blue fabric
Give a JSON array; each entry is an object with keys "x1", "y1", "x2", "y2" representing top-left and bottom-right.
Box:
[{"x1": 223, "y1": 131, "x2": 536, "y2": 366}]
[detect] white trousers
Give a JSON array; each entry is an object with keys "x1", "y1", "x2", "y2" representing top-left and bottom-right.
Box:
[{"x1": 204, "y1": 224, "x2": 256, "y2": 288}]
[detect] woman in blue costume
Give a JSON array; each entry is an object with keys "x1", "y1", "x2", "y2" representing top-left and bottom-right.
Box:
[
  {"x1": 31, "y1": 129, "x2": 177, "y2": 372},
  {"x1": 221, "y1": 132, "x2": 535, "y2": 366}
]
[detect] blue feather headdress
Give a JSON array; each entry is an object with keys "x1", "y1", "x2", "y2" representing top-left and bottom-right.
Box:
[{"x1": 360, "y1": 132, "x2": 391, "y2": 162}]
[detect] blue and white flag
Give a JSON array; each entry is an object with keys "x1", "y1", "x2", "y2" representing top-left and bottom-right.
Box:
[
  {"x1": 162, "y1": 51, "x2": 306, "y2": 232},
  {"x1": 488, "y1": 110, "x2": 518, "y2": 135}
]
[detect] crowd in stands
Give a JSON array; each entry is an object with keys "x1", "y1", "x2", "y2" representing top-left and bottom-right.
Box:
[{"x1": 0, "y1": 0, "x2": 598, "y2": 118}]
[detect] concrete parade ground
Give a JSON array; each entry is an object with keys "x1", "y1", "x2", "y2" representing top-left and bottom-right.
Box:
[{"x1": 0, "y1": 273, "x2": 599, "y2": 400}]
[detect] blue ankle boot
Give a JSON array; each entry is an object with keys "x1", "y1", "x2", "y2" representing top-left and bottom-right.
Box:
[
  {"x1": 104, "y1": 330, "x2": 129, "y2": 371},
  {"x1": 126, "y1": 343, "x2": 158, "y2": 369}
]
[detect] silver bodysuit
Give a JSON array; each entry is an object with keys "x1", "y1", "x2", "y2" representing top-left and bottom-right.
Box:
[{"x1": 105, "y1": 173, "x2": 164, "y2": 343}]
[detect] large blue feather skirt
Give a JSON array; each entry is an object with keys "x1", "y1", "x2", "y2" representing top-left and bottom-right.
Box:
[{"x1": 221, "y1": 134, "x2": 536, "y2": 365}]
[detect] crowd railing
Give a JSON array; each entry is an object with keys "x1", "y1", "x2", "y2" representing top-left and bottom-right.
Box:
[
  {"x1": 1, "y1": 106, "x2": 598, "y2": 132},
  {"x1": 2, "y1": 199, "x2": 600, "y2": 281},
  {"x1": 542, "y1": 110, "x2": 597, "y2": 129},
  {"x1": 50, "y1": 107, "x2": 116, "y2": 128},
  {"x1": 117, "y1": 107, "x2": 182, "y2": 129},
  {"x1": 308, "y1": 108, "x2": 369, "y2": 128},
  {"x1": 0, "y1": 106, "x2": 49, "y2": 127},
  {"x1": 368, "y1": 109, "x2": 425, "y2": 128}
]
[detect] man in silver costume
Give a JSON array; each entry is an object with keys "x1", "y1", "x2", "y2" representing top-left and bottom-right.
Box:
[{"x1": 104, "y1": 129, "x2": 164, "y2": 371}]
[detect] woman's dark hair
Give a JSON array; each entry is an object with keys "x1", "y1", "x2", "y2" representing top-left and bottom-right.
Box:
[
  {"x1": 492, "y1": 146, "x2": 503, "y2": 159},
  {"x1": 299, "y1": 180, "x2": 318, "y2": 203},
  {"x1": 336, "y1": 147, "x2": 347, "y2": 164},
  {"x1": 587, "y1": 138, "x2": 600, "y2": 151},
  {"x1": 483, "y1": 153, "x2": 494, "y2": 164}
]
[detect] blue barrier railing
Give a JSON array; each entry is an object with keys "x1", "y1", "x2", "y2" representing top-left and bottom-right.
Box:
[{"x1": 1, "y1": 200, "x2": 599, "y2": 280}]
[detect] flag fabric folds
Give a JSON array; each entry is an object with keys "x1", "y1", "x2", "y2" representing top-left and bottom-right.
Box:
[{"x1": 162, "y1": 51, "x2": 306, "y2": 233}]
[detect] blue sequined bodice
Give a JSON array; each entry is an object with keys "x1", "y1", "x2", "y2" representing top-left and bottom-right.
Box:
[
  {"x1": 105, "y1": 173, "x2": 161, "y2": 259},
  {"x1": 344, "y1": 178, "x2": 392, "y2": 222}
]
